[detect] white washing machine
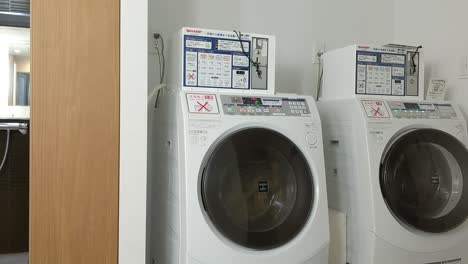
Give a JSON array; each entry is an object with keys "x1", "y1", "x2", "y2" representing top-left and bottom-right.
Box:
[
  {"x1": 318, "y1": 98, "x2": 468, "y2": 264},
  {"x1": 148, "y1": 88, "x2": 329, "y2": 264}
]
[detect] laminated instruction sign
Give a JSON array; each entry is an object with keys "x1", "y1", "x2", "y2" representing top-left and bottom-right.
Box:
[
  {"x1": 426, "y1": 79, "x2": 448, "y2": 101},
  {"x1": 184, "y1": 28, "x2": 251, "y2": 90}
]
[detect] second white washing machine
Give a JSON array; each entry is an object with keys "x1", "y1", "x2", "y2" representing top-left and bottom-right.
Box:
[{"x1": 318, "y1": 98, "x2": 468, "y2": 264}]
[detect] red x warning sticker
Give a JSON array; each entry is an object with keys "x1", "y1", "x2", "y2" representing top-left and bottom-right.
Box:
[
  {"x1": 361, "y1": 100, "x2": 390, "y2": 119},
  {"x1": 186, "y1": 94, "x2": 220, "y2": 114}
]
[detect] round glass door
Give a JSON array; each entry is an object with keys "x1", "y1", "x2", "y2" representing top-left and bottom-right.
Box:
[
  {"x1": 201, "y1": 128, "x2": 314, "y2": 250},
  {"x1": 380, "y1": 129, "x2": 468, "y2": 233}
]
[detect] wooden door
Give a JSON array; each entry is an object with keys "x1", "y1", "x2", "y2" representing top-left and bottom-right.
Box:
[{"x1": 30, "y1": 0, "x2": 120, "y2": 263}]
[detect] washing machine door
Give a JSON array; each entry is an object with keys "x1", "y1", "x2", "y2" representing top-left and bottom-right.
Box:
[
  {"x1": 380, "y1": 128, "x2": 468, "y2": 233},
  {"x1": 200, "y1": 128, "x2": 314, "y2": 250}
]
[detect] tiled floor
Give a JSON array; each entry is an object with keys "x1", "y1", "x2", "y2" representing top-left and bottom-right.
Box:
[{"x1": 0, "y1": 253, "x2": 28, "y2": 264}]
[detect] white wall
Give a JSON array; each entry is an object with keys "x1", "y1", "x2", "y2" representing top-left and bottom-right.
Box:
[
  {"x1": 149, "y1": 0, "x2": 394, "y2": 96},
  {"x1": 393, "y1": 0, "x2": 468, "y2": 118},
  {"x1": 128, "y1": 0, "x2": 394, "y2": 262},
  {"x1": 129, "y1": 2, "x2": 468, "y2": 263},
  {"x1": 120, "y1": 0, "x2": 148, "y2": 263}
]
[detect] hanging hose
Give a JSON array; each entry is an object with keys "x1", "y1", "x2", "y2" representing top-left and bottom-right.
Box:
[{"x1": 0, "y1": 130, "x2": 10, "y2": 173}]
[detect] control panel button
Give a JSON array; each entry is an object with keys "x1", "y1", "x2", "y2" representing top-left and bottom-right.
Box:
[
  {"x1": 306, "y1": 133, "x2": 318, "y2": 146},
  {"x1": 388, "y1": 101, "x2": 458, "y2": 119}
]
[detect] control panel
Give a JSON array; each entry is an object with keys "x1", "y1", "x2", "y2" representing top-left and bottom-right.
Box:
[
  {"x1": 179, "y1": 27, "x2": 275, "y2": 92},
  {"x1": 220, "y1": 95, "x2": 311, "y2": 116},
  {"x1": 320, "y1": 44, "x2": 424, "y2": 100},
  {"x1": 387, "y1": 101, "x2": 458, "y2": 119},
  {"x1": 356, "y1": 46, "x2": 420, "y2": 96}
]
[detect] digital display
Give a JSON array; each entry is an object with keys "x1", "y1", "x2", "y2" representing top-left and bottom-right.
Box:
[
  {"x1": 419, "y1": 104, "x2": 436, "y2": 111},
  {"x1": 404, "y1": 103, "x2": 420, "y2": 110},
  {"x1": 262, "y1": 99, "x2": 282, "y2": 106},
  {"x1": 242, "y1": 97, "x2": 262, "y2": 105}
]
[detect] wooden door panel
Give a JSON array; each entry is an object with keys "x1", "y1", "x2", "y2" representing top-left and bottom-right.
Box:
[{"x1": 30, "y1": 0, "x2": 120, "y2": 263}]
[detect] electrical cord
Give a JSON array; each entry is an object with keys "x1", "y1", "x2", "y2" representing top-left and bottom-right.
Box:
[
  {"x1": 316, "y1": 53, "x2": 324, "y2": 101},
  {"x1": 233, "y1": 30, "x2": 264, "y2": 79},
  {"x1": 0, "y1": 130, "x2": 10, "y2": 173},
  {"x1": 410, "y1": 46, "x2": 422, "y2": 75},
  {"x1": 154, "y1": 33, "x2": 166, "y2": 84},
  {"x1": 316, "y1": 67, "x2": 324, "y2": 101}
]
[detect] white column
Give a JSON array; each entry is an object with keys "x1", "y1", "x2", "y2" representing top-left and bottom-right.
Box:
[{"x1": 120, "y1": 0, "x2": 148, "y2": 263}]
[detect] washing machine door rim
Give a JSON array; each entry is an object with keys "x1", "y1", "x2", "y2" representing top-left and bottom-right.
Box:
[
  {"x1": 380, "y1": 128, "x2": 468, "y2": 234},
  {"x1": 200, "y1": 127, "x2": 314, "y2": 251}
]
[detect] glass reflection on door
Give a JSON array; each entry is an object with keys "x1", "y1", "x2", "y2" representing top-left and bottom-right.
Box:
[
  {"x1": 381, "y1": 129, "x2": 468, "y2": 233},
  {"x1": 0, "y1": 26, "x2": 30, "y2": 107}
]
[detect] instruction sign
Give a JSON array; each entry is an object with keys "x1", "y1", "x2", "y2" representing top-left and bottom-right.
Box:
[
  {"x1": 183, "y1": 29, "x2": 252, "y2": 90},
  {"x1": 356, "y1": 49, "x2": 407, "y2": 96},
  {"x1": 426, "y1": 79, "x2": 448, "y2": 101}
]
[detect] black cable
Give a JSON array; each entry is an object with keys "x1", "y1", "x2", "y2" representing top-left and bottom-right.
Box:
[
  {"x1": 155, "y1": 46, "x2": 162, "y2": 82},
  {"x1": 410, "y1": 46, "x2": 422, "y2": 75},
  {"x1": 233, "y1": 30, "x2": 263, "y2": 79},
  {"x1": 154, "y1": 33, "x2": 166, "y2": 84},
  {"x1": 160, "y1": 36, "x2": 166, "y2": 83},
  {"x1": 316, "y1": 63, "x2": 324, "y2": 101}
]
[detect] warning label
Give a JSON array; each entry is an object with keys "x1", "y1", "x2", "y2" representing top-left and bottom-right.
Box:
[
  {"x1": 258, "y1": 181, "x2": 269, "y2": 193},
  {"x1": 186, "y1": 94, "x2": 219, "y2": 114},
  {"x1": 361, "y1": 100, "x2": 390, "y2": 119}
]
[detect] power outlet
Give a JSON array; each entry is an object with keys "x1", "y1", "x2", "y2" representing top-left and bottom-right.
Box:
[
  {"x1": 149, "y1": 32, "x2": 157, "y2": 54},
  {"x1": 312, "y1": 40, "x2": 326, "y2": 64},
  {"x1": 149, "y1": 32, "x2": 163, "y2": 55}
]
